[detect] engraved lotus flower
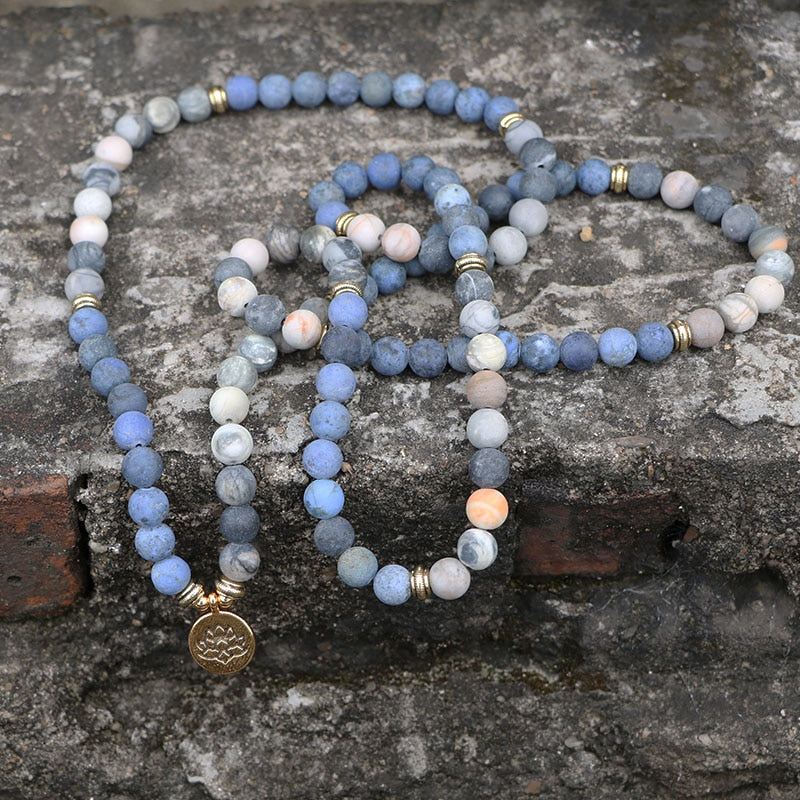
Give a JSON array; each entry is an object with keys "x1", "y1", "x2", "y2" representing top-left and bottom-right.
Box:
[{"x1": 196, "y1": 624, "x2": 249, "y2": 666}]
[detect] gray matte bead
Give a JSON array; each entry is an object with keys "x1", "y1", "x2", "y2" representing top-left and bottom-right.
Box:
[
  {"x1": 755, "y1": 250, "x2": 794, "y2": 286},
  {"x1": 518, "y1": 137, "x2": 557, "y2": 170},
  {"x1": 64, "y1": 268, "x2": 105, "y2": 301},
  {"x1": 446, "y1": 335, "x2": 470, "y2": 372},
  {"x1": 300, "y1": 225, "x2": 336, "y2": 263},
  {"x1": 721, "y1": 204, "x2": 760, "y2": 243},
  {"x1": 518, "y1": 169, "x2": 558, "y2": 203},
  {"x1": 322, "y1": 236, "x2": 362, "y2": 271},
  {"x1": 219, "y1": 504, "x2": 260, "y2": 543},
  {"x1": 469, "y1": 448, "x2": 510, "y2": 488},
  {"x1": 314, "y1": 516, "x2": 355, "y2": 557},
  {"x1": 177, "y1": 86, "x2": 212, "y2": 122},
  {"x1": 266, "y1": 225, "x2": 301, "y2": 264},
  {"x1": 219, "y1": 542, "x2": 260, "y2": 581},
  {"x1": 693, "y1": 184, "x2": 734, "y2": 224},
  {"x1": 217, "y1": 355, "x2": 258, "y2": 392},
  {"x1": 327, "y1": 260, "x2": 368, "y2": 289},
  {"x1": 504, "y1": 119, "x2": 544, "y2": 156},
  {"x1": 245, "y1": 294, "x2": 286, "y2": 336},
  {"x1": 215, "y1": 465, "x2": 258, "y2": 505},
  {"x1": 67, "y1": 241, "x2": 105, "y2": 273},
  {"x1": 213, "y1": 256, "x2": 252, "y2": 288},
  {"x1": 83, "y1": 162, "x2": 120, "y2": 196},
  {"x1": 143, "y1": 96, "x2": 181, "y2": 133},
  {"x1": 627, "y1": 162, "x2": 663, "y2": 200},
  {"x1": 455, "y1": 270, "x2": 495, "y2": 305},
  {"x1": 418, "y1": 234, "x2": 454, "y2": 275},
  {"x1": 114, "y1": 113, "x2": 152, "y2": 149},
  {"x1": 238, "y1": 334, "x2": 278, "y2": 372},
  {"x1": 300, "y1": 296, "x2": 329, "y2": 324}
]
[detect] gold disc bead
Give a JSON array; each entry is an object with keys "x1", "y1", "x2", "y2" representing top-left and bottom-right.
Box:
[
  {"x1": 208, "y1": 86, "x2": 229, "y2": 114},
  {"x1": 667, "y1": 318, "x2": 693, "y2": 351},
  {"x1": 215, "y1": 577, "x2": 247, "y2": 608},
  {"x1": 410, "y1": 565, "x2": 433, "y2": 600},
  {"x1": 335, "y1": 211, "x2": 358, "y2": 238},
  {"x1": 71, "y1": 293, "x2": 102, "y2": 313},
  {"x1": 454, "y1": 252, "x2": 489, "y2": 277},
  {"x1": 610, "y1": 163, "x2": 630, "y2": 194},
  {"x1": 498, "y1": 111, "x2": 524, "y2": 138},
  {"x1": 328, "y1": 281, "x2": 365, "y2": 300},
  {"x1": 176, "y1": 580, "x2": 209, "y2": 610}
]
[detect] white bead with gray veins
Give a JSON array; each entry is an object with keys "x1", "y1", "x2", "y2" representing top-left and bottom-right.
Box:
[
  {"x1": 460, "y1": 299, "x2": 501, "y2": 337},
  {"x1": 219, "y1": 542, "x2": 260, "y2": 581},
  {"x1": 217, "y1": 276, "x2": 258, "y2": 317},
  {"x1": 717, "y1": 291, "x2": 759, "y2": 333},
  {"x1": 466, "y1": 333, "x2": 507, "y2": 372},
  {"x1": 211, "y1": 423, "x2": 253, "y2": 465},
  {"x1": 457, "y1": 528, "x2": 498, "y2": 571}
]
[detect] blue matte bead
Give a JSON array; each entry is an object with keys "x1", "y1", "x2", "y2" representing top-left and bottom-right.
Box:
[
  {"x1": 521, "y1": 333, "x2": 561, "y2": 373},
  {"x1": 446, "y1": 335, "x2": 470, "y2": 373},
  {"x1": 627, "y1": 162, "x2": 663, "y2": 200},
  {"x1": 506, "y1": 170, "x2": 525, "y2": 201},
  {"x1": 519, "y1": 138, "x2": 558, "y2": 170},
  {"x1": 328, "y1": 292, "x2": 369, "y2": 329},
  {"x1": 392, "y1": 72, "x2": 426, "y2": 108},
  {"x1": 128, "y1": 487, "x2": 169, "y2": 527},
  {"x1": 597, "y1": 327, "x2": 637, "y2": 367},
  {"x1": 327, "y1": 70, "x2": 360, "y2": 106},
  {"x1": 213, "y1": 256, "x2": 252, "y2": 288},
  {"x1": 303, "y1": 438, "x2": 344, "y2": 479},
  {"x1": 576, "y1": 158, "x2": 611, "y2": 195},
  {"x1": 370, "y1": 336, "x2": 409, "y2": 376},
  {"x1": 219, "y1": 504, "x2": 260, "y2": 543},
  {"x1": 333, "y1": 161, "x2": 369, "y2": 199},
  {"x1": 449, "y1": 225, "x2": 488, "y2": 259},
  {"x1": 78, "y1": 333, "x2": 118, "y2": 371},
  {"x1": 114, "y1": 113, "x2": 152, "y2": 149},
  {"x1": 150, "y1": 555, "x2": 190, "y2": 595},
  {"x1": 423, "y1": 166, "x2": 461, "y2": 201},
  {"x1": 337, "y1": 546, "x2": 378, "y2": 587},
  {"x1": 478, "y1": 184, "x2": 514, "y2": 222},
  {"x1": 314, "y1": 516, "x2": 355, "y2": 557},
  {"x1": 68, "y1": 241, "x2": 106, "y2": 273},
  {"x1": 292, "y1": 71, "x2": 327, "y2": 107},
  {"x1": 404, "y1": 256, "x2": 426, "y2": 277},
  {"x1": 308, "y1": 180, "x2": 346, "y2": 212},
  {"x1": 316, "y1": 362, "x2": 357, "y2": 402},
  {"x1": 122, "y1": 446, "x2": 163, "y2": 488},
  {"x1": 483, "y1": 95, "x2": 519, "y2": 131},
  {"x1": 560, "y1": 331, "x2": 598, "y2": 371},
  {"x1": 320, "y1": 325, "x2": 372, "y2": 367},
  {"x1": 408, "y1": 339, "x2": 447, "y2": 378},
  {"x1": 434, "y1": 183, "x2": 471, "y2": 217},
  {"x1": 441, "y1": 205, "x2": 484, "y2": 236},
  {"x1": 135, "y1": 524, "x2": 174, "y2": 562},
  {"x1": 635, "y1": 322, "x2": 674, "y2": 362},
  {"x1": 107, "y1": 382, "x2": 148, "y2": 418},
  {"x1": 497, "y1": 330, "x2": 520, "y2": 369},
  {"x1": 258, "y1": 73, "x2": 292, "y2": 109},
  {"x1": 552, "y1": 161, "x2": 577, "y2": 197},
  {"x1": 304, "y1": 479, "x2": 345, "y2": 520},
  {"x1": 69, "y1": 307, "x2": 108, "y2": 344},
  {"x1": 373, "y1": 564, "x2": 411, "y2": 605},
  {"x1": 370, "y1": 257, "x2": 407, "y2": 295},
  {"x1": 316, "y1": 200, "x2": 350, "y2": 229},
  {"x1": 360, "y1": 71, "x2": 393, "y2": 107},
  {"x1": 721, "y1": 204, "x2": 760, "y2": 243},
  {"x1": 401, "y1": 154, "x2": 435, "y2": 191},
  {"x1": 424, "y1": 79, "x2": 458, "y2": 115},
  {"x1": 225, "y1": 75, "x2": 259, "y2": 110},
  {"x1": 113, "y1": 410, "x2": 154, "y2": 450},
  {"x1": 91, "y1": 357, "x2": 130, "y2": 397},
  {"x1": 418, "y1": 234, "x2": 454, "y2": 275},
  {"x1": 309, "y1": 400, "x2": 351, "y2": 441},
  {"x1": 367, "y1": 152, "x2": 402, "y2": 191},
  {"x1": 455, "y1": 86, "x2": 490, "y2": 123},
  {"x1": 519, "y1": 169, "x2": 558, "y2": 203},
  {"x1": 693, "y1": 184, "x2": 734, "y2": 224}
]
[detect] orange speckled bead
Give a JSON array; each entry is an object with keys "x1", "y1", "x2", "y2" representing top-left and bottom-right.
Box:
[
  {"x1": 465, "y1": 488, "x2": 508, "y2": 530},
  {"x1": 281, "y1": 309, "x2": 323, "y2": 350}
]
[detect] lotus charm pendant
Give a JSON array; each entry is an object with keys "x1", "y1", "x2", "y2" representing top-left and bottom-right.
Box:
[{"x1": 188, "y1": 610, "x2": 255, "y2": 674}]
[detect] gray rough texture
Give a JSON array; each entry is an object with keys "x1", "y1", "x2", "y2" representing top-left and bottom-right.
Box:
[{"x1": 1, "y1": 1, "x2": 800, "y2": 798}]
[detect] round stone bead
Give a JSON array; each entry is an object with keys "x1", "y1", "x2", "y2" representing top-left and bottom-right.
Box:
[
  {"x1": 211, "y1": 423, "x2": 253, "y2": 465},
  {"x1": 429, "y1": 557, "x2": 471, "y2": 600},
  {"x1": 382, "y1": 223, "x2": 421, "y2": 263},
  {"x1": 401, "y1": 154, "x2": 435, "y2": 191},
  {"x1": 219, "y1": 505, "x2": 260, "y2": 543},
  {"x1": 457, "y1": 528, "x2": 498, "y2": 571},
  {"x1": 685, "y1": 307, "x2": 725, "y2": 348},
  {"x1": 333, "y1": 161, "x2": 369, "y2": 199},
  {"x1": 69, "y1": 307, "x2": 108, "y2": 344},
  {"x1": 460, "y1": 299, "x2": 500, "y2": 337},
  {"x1": 328, "y1": 293, "x2": 368, "y2": 330},
  {"x1": 360, "y1": 70, "x2": 393, "y2": 107},
  {"x1": 122, "y1": 446, "x2": 163, "y2": 488},
  {"x1": 114, "y1": 113, "x2": 152, "y2": 149},
  {"x1": 219, "y1": 542, "x2": 260, "y2": 582},
  {"x1": 597, "y1": 327, "x2": 637, "y2": 367},
  {"x1": 320, "y1": 325, "x2": 372, "y2": 368},
  {"x1": 627, "y1": 162, "x2": 663, "y2": 199},
  {"x1": 113, "y1": 410, "x2": 153, "y2": 450},
  {"x1": 483, "y1": 96, "x2": 518, "y2": 131},
  {"x1": 265, "y1": 225, "x2": 301, "y2": 264},
  {"x1": 748, "y1": 225, "x2": 788, "y2": 260},
  {"x1": 69, "y1": 215, "x2": 108, "y2": 247},
  {"x1": 300, "y1": 225, "x2": 337, "y2": 263},
  {"x1": 551, "y1": 161, "x2": 577, "y2": 197},
  {"x1": 73, "y1": 187, "x2": 112, "y2": 220},
  {"x1": 348, "y1": 213, "x2": 385, "y2": 253},
  {"x1": 309, "y1": 181, "x2": 346, "y2": 212},
  {"x1": 466, "y1": 488, "x2": 508, "y2": 530},
  {"x1": 128, "y1": 487, "x2": 169, "y2": 527},
  {"x1": 576, "y1": 158, "x2": 611, "y2": 195},
  {"x1": 716, "y1": 292, "x2": 759, "y2": 333},
  {"x1": 209, "y1": 386, "x2": 250, "y2": 425},
  {"x1": 327, "y1": 69, "x2": 360, "y2": 106},
  {"x1": 316, "y1": 362, "x2": 357, "y2": 402},
  {"x1": 78, "y1": 333, "x2": 117, "y2": 371},
  {"x1": 107, "y1": 382, "x2": 147, "y2": 418},
  {"x1": 292, "y1": 71, "x2": 327, "y2": 107},
  {"x1": 424, "y1": 79, "x2": 458, "y2": 115},
  {"x1": 721, "y1": 204, "x2": 759, "y2": 243},
  {"x1": 217, "y1": 355, "x2": 257, "y2": 393},
  {"x1": 518, "y1": 169, "x2": 557, "y2": 203},
  {"x1": 303, "y1": 439, "x2": 343, "y2": 480},
  {"x1": 467, "y1": 408, "x2": 509, "y2": 449},
  {"x1": 314, "y1": 516, "x2": 355, "y2": 557},
  {"x1": 322, "y1": 237, "x2": 362, "y2": 270},
  {"x1": 366, "y1": 152, "x2": 402, "y2": 190},
  {"x1": 693, "y1": 184, "x2": 734, "y2": 224},
  {"x1": 239, "y1": 334, "x2": 279, "y2": 373},
  {"x1": 489, "y1": 226, "x2": 528, "y2": 266},
  {"x1": 135, "y1": 524, "x2": 174, "y2": 562},
  {"x1": 373, "y1": 564, "x2": 412, "y2": 606},
  {"x1": 455, "y1": 86, "x2": 490, "y2": 123},
  {"x1": 371, "y1": 336, "x2": 409, "y2": 376},
  {"x1": 301, "y1": 296, "x2": 329, "y2": 324},
  {"x1": 508, "y1": 198, "x2": 548, "y2": 237},
  {"x1": 408, "y1": 339, "x2": 447, "y2": 378},
  {"x1": 245, "y1": 294, "x2": 286, "y2": 336},
  {"x1": 217, "y1": 276, "x2": 257, "y2": 318},
  {"x1": 143, "y1": 96, "x2": 180, "y2": 133},
  {"x1": 423, "y1": 166, "x2": 461, "y2": 201},
  {"x1": 519, "y1": 137, "x2": 557, "y2": 171},
  {"x1": 68, "y1": 241, "x2": 106, "y2": 273},
  {"x1": 418, "y1": 234, "x2": 454, "y2": 274},
  {"x1": 176, "y1": 86, "x2": 212, "y2": 122},
  {"x1": 370, "y1": 257, "x2": 406, "y2": 295},
  {"x1": 478, "y1": 184, "x2": 514, "y2": 222},
  {"x1": 64, "y1": 267, "x2": 105, "y2": 301},
  {"x1": 434, "y1": 183, "x2": 472, "y2": 217},
  {"x1": 392, "y1": 72, "x2": 426, "y2": 108},
  {"x1": 466, "y1": 333, "x2": 507, "y2": 372},
  {"x1": 94, "y1": 135, "x2": 133, "y2": 170},
  {"x1": 282, "y1": 309, "x2": 322, "y2": 350},
  {"x1": 755, "y1": 250, "x2": 794, "y2": 286},
  {"x1": 91, "y1": 357, "x2": 130, "y2": 396},
  {"x1": 635, "y1": 322, "x2": 674, "y2": 362},
  {"x1": 225, "y1": 74, "x2": 259, "y2": 110},
  {"x1": 231, "y1": 238, "x2": 269, "y2": 276},
  {"x1": 446, "y1": 335, "x2": 470, "y2": 373},
  {"x1": 497, "y1": 330, "x2": 520, "y2": 369},
  {"x1": 83, "y1": 162, "x2": 120, "y2": 196},
  {"x1": 337, "y1": 546, "x2": 379, "y2": 588},
  {"x1": 660, "y1": 170, "x2": 700, "y2": 209},
  {"x1": 466, "y1": 370, "x2": 507, "y2": 409},
  {"x1": 503, "y1": 118, "x2": 544, "y2": 156},
  {"x1": 150, "y1": 555, "x2": 191, "y2": 595},
  {"x1": 215, "y1": 465, "x2": 257, "y2": 506},
  {"x1": 310, "y1": 400, "x2": 351, "y2": 441},
  {"x1": 328, "y1": 261, "x2": 367, "y2": 291},
  {"x1": 259, "y1": 73, "x2": 292, "y2": 109},
  {"x1": 521, "y1": 333, "x2": 560, "y2": 373},
  {"x1": 213, "y1": 256, "x2": 252, "y2": 288},
  {"x1": 560, "y1": 331, "x2": 598, "y2": 371},
  {"x1": 455, "y1": 270, "x2": 494, "y2": 306},
  {"x1": 442, "y1": 205, "x2": 487, "y2": 236},
  {"x1": 744, "y1": 275, "x2": 785, "y2": 314},
  {"x1": 468, "y1": 448, "x2": 509, "y2": 489}
]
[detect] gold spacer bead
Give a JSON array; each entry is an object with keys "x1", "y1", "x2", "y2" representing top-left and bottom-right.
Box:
[
  {"x1": 667, "y1": 318, "x2": 693, "y2": 351},
  {"x1": 315, "y1": 321, "x2": 330, "y2": 351},
  {"x1": 176, "y1": 581, "x2": 209, "y2": 610},
  {"x1": 208, "y1": 86, "x2": 229, "y2": 114},
  {"x1": 327, "y1": 280, "x2": 364, "y2": 300},
  {"x1": 610, "y1": 163, "x2": 630, "y2": 194},
  {"x1": 214, "y1": 577, "x2": 246, "y2": 608},
  {"x1": 410, "y1": 565, "x2": 432, "y2": 601},
  {"x1": 454, "y1": 252, "x2": 489, "y2": 278},
  {"x1": 335, "y1": 211, "x2": 358, "y2": 237},
  {"x1": 498, "y1": 111, "x2": 524, "y2": 138},
  {"x1": 71, "y1": 293, "x2": 102, "y2": 313}
]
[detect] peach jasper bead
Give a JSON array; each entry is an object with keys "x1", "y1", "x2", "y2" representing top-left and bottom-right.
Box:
[
  {"x1": 69, "y1": 215, "x2": 109, "y2": 247},
  {"x1": 347, "y1": 213, "x2": 385, "y2": 253},
  {"x1": 466, "y1": 488, "x2": 508, "y2": 530},
  {"x1": 382, "y1": 223, "x2": 421, "y2": 262},
  {"x1": 94, "y1": 135, "x2": 133, "y2": 170},
  {"x1": 685, "y1": 307, "x2": 725, "y2": 349},
  {"x1": 281, "y1": 309, "x2": 323, "y2": 350},
  {"x1": 231, "y1": 237, "x2": 270, "y2": 276}
]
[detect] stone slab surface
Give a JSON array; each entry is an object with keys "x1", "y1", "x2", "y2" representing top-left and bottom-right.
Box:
[{"x1": 1, "y1": 1, "x2": 799, "y2": 798}]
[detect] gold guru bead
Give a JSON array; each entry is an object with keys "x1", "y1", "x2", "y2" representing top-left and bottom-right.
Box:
[{"x1": 610, "y1": 163, "x2": 630, "y2": 193}]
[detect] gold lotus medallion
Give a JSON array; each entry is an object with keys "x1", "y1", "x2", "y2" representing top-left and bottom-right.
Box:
[{"x1": 188, "y1": 610, "x2": 255, "y2": 674}]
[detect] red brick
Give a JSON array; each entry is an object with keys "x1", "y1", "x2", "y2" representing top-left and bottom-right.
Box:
[
  {"x1": 515, "y1": 491, "x2": 683, "y2": 578},
  {"x1": 0, "y1": 474, "x2": 87, "y2": 618}
]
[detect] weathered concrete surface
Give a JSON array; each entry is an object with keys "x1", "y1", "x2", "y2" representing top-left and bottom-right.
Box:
[{"x1": 1, "y1": 1, "x2": 800, "y2": 798}]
